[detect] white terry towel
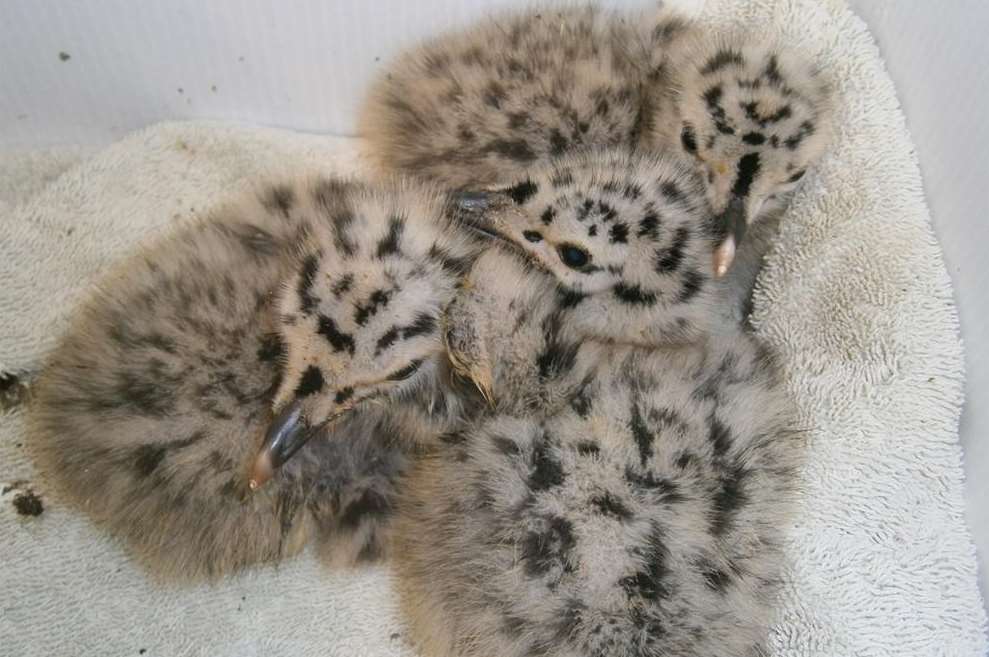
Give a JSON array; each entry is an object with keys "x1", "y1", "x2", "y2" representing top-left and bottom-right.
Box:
[{"x1": 1, "y1": 0, "x2": 986, "y2": 655}]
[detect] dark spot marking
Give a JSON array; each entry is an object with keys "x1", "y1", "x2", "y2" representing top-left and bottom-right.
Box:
[
  {"x1": 556, "y1": 287, "x2": 587, "y2": 309},
  {"x1": 117, "y1": 372, "x2": 174, "y2": 416},
  {"x1": 638, "y1": 212, "x2": 660, "y2": 240},
  {"x1": 340, "y1": 489, "x2": 392, "y2": 529},
  {"x1": 536, "y1": 337, "x2": 579, "y2": 381},
  {"x1": 609, "y1": 222, "x2": 629, "y2": 244},
  {"x1": 732, "y1": 152, "x2": 761, "y2": 199},
  {"x1": 702, "y1": 564, "x2": 733, "y2": 592},
  {"x1": 317, "y1": 315, "x2": 356, "y2": 355},
  {"x1": 488, "y1": 139, "x2": 536, "y2": 162},
  {"x1": 354, "y1": 289, "x2": 392, "y2": 326},
  {"x1": 709, "y1": 417, "x2": 732, "y2": 457},
  {"x1": 403, "y1": 313, "x2": 436, "y2": 340},
  {"x1": 375, "y1": 327, "x2": 399, "y2": 353},
  {"x1": 332, "y1": 213, "x2": 357, "y2": 257},
  {"x1": 766, "y1": 105, "x2": 793, "y2": 124},
  {"x1": 133, "y1": 431, "x2": 204, "y2": 477},
  {"x1": 711, "y1": 464, "x2": 748, "y2": 536},
  {"x1": 629, "y1": 400, "x2": 654, "y2": 467},
  {"x1": 257, "y1": 333, "x2": 284, "y2": 363},
  {"x1": 334, "y1": 387, "x2": 354, "y2": 403},
  {"x1": 680, "y1": 125, "x2": 697, "y2": 153},
  {"x1": 297, "y1": 254, "x2": 320, "y2": 313},
  {"x1": 427, "y1": 244, "x2": 472, "y2": 275},
  {"x1": 742, "y1": 132, "x2": 766, "y2": 145},
  {"x1": 296, "y1": 366, "x2": 324, "y2": 397},
  {"x1": 613, "y1": 282, "x2": 657, "y2": 306},
  {"x1": 387, "y1": 359, "x2": 422, "y2": 381},
  {"x1": 590, "y1": 492, "x2": 632, "y2": 520},
  {"x1": 625, "y1": 468, "x2": 684, "y2": 504},
  {"x1": 492, "y1": 435, "x2": 521, "y2": 455},
  {"x1": 570, "y1": 386, "x2": 593, "y2": 418},
  {"x1": 576, "y1": 441, "x2": 599, "y2": 455},
  {"x1": 261, "y1": 184, "x2": 295, "y2": 218},
  {"x1": 484, "y1": 81, "x2": 506, "y2": 108},
  {"x1": 764, "y1": 55, "x2": 783, "y2": 84},
  {"x1": 530, "y1": 437, "x2": 564, "y2": 491},
  {"x1": 521, "y1": 516, "x2": 575, "y2": 577},
  {"x1": 661, "y1": 182, "x2": 684, "y2": 203},
  {"x1": 540, "y1": 207, "x2": 556, "y2": 225},
  {"x1": 655, "y1": 227, "x2": 690, "y2": 274},
  {"x1": 676, "y1": 452, "x2": 695, "y2": 469},
  {"x1": 549, "y1": 129, "x2": 568, "y2": 155},
  {"x1": 621, "y1": 524, "x2": 671, "y2": 601},
  {"x1": 587, "y1": 225, "x2": 598, "y2": 237},
  {"x1": 701, "y1": 49, "x2": 744, "y2": 75},
  {"x1": 577, "y1": 199, "x2": 594, "y2": 222},
  {"x1": 504, "y1": 179, "x2": 539, "y2": 204},
  {"x1": 788, "y1": 169, "x2": 806, "y2": 183},
  {"x1": 597, "y1": 201, "x2": 617, "y2": 222},
  {"x1": 438, "y1": 430, "x2": 466, "y2": 445},
  {"x1": 785, "y1": 121, "x2": 816, "y2": 150},
  {"x1": 332, "y1": 273, "x2": 354, "y2": 298},
  {"x1": 716, "y1": 121, "x2": 735, "y2": 135},
  {"x1": 678, "y1": 269, "x2": 704, "y2": 303},
  {"x1": 507, "y1": 112, "x2": 529, "y2": 129},
  {"x1": 376, "y1": 216, "x2": 404, "y2": 258}
]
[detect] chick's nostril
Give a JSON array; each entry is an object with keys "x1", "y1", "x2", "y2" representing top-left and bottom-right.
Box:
[
  {"x1": 522, "y1": 230, "x2": 543, "y2": 243},
  {"x1": 558, "y1": 243, "x2": 590, "y2": 269}
]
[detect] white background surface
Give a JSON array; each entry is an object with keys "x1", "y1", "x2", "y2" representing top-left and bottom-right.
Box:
[{"x1": 0, "y1": 0, "x2": 985, "y2": 610}]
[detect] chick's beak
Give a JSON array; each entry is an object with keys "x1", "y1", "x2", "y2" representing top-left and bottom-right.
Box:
[
  {"x1": 249, "y1": 399, "x2": 312, "y2": 491},
  {"x1": 712, "y1": 198, "x2": 747, "y2": 278},
  {"x1": 452, "y1": 191, "x2": 515, "y2": 244}
]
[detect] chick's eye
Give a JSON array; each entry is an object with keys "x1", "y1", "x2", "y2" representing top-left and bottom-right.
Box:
[
  {"x1": 387, "y1": 359, "x2": 423, "y2": 381},
  {"x1": 558, "y1": 244, "x2": 590, "y2": 269},
  {"x1": 680, "y1": 125, "x2": 698, "y2": 154}
]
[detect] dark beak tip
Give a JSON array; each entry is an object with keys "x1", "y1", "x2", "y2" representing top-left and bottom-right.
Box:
[
  {"x1": 718, "y1": 197, "x2": 747, "y2": 245},
  {"x1": 262, "y1": 399, "x2": 310, "y2": 469},
  {"x1": 454, "y1": 190, "x2": 492, "y2": 212}
]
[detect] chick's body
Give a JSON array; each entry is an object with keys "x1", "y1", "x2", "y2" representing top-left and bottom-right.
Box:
[
  {"x1": 361, "y1": 4, "x2": 685, "y2": 189},
  {"x1": 28, "y1": 178, "x2": 476, "y2": 579},
  {"x1": 394, "y1": 249, "x2": 804, "y2": 657}
]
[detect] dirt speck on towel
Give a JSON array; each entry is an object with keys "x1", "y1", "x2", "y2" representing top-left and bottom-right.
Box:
[
  {"x1": 0, "y1": 372, "x2": 30, "y2": 411},
  {"x1": 3, "y1": 481, "x2": 45, "y2": 517}
]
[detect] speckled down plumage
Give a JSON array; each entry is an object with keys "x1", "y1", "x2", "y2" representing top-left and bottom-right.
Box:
[
  {"x1": 394, "y1": 248, "x2": 803, "y2": 657},
  {"x1": 0, "y1": 0, "x2": 986, "y2": 651}
]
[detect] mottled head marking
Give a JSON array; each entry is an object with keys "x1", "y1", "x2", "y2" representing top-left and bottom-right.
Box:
[
  {"x1": 657, "y1": 33, "x2": 833, "y2": 226},
  {"x1": 271, "y1": 179, "x2": 482, "y2": 432},
  {"x1": 460, "y1": 149, "x2": 721, "y2": 347}
]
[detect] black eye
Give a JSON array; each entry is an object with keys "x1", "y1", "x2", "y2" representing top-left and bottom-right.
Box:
[
  {"x1": 680, "y1": 125, "x2": 698, "y2": 154},
  {"x1": 387, "y1": 359, "x2": 423, "y2": 381},
  {"x1": 522, "y1": 230, "x2": 543, "y2": 243},
  {"x1": 787, "y1": 169, "x2": 806, "y2": 183},
  {"x1": 558, "y1": 244, "x2": 590, "y2": 269}
]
